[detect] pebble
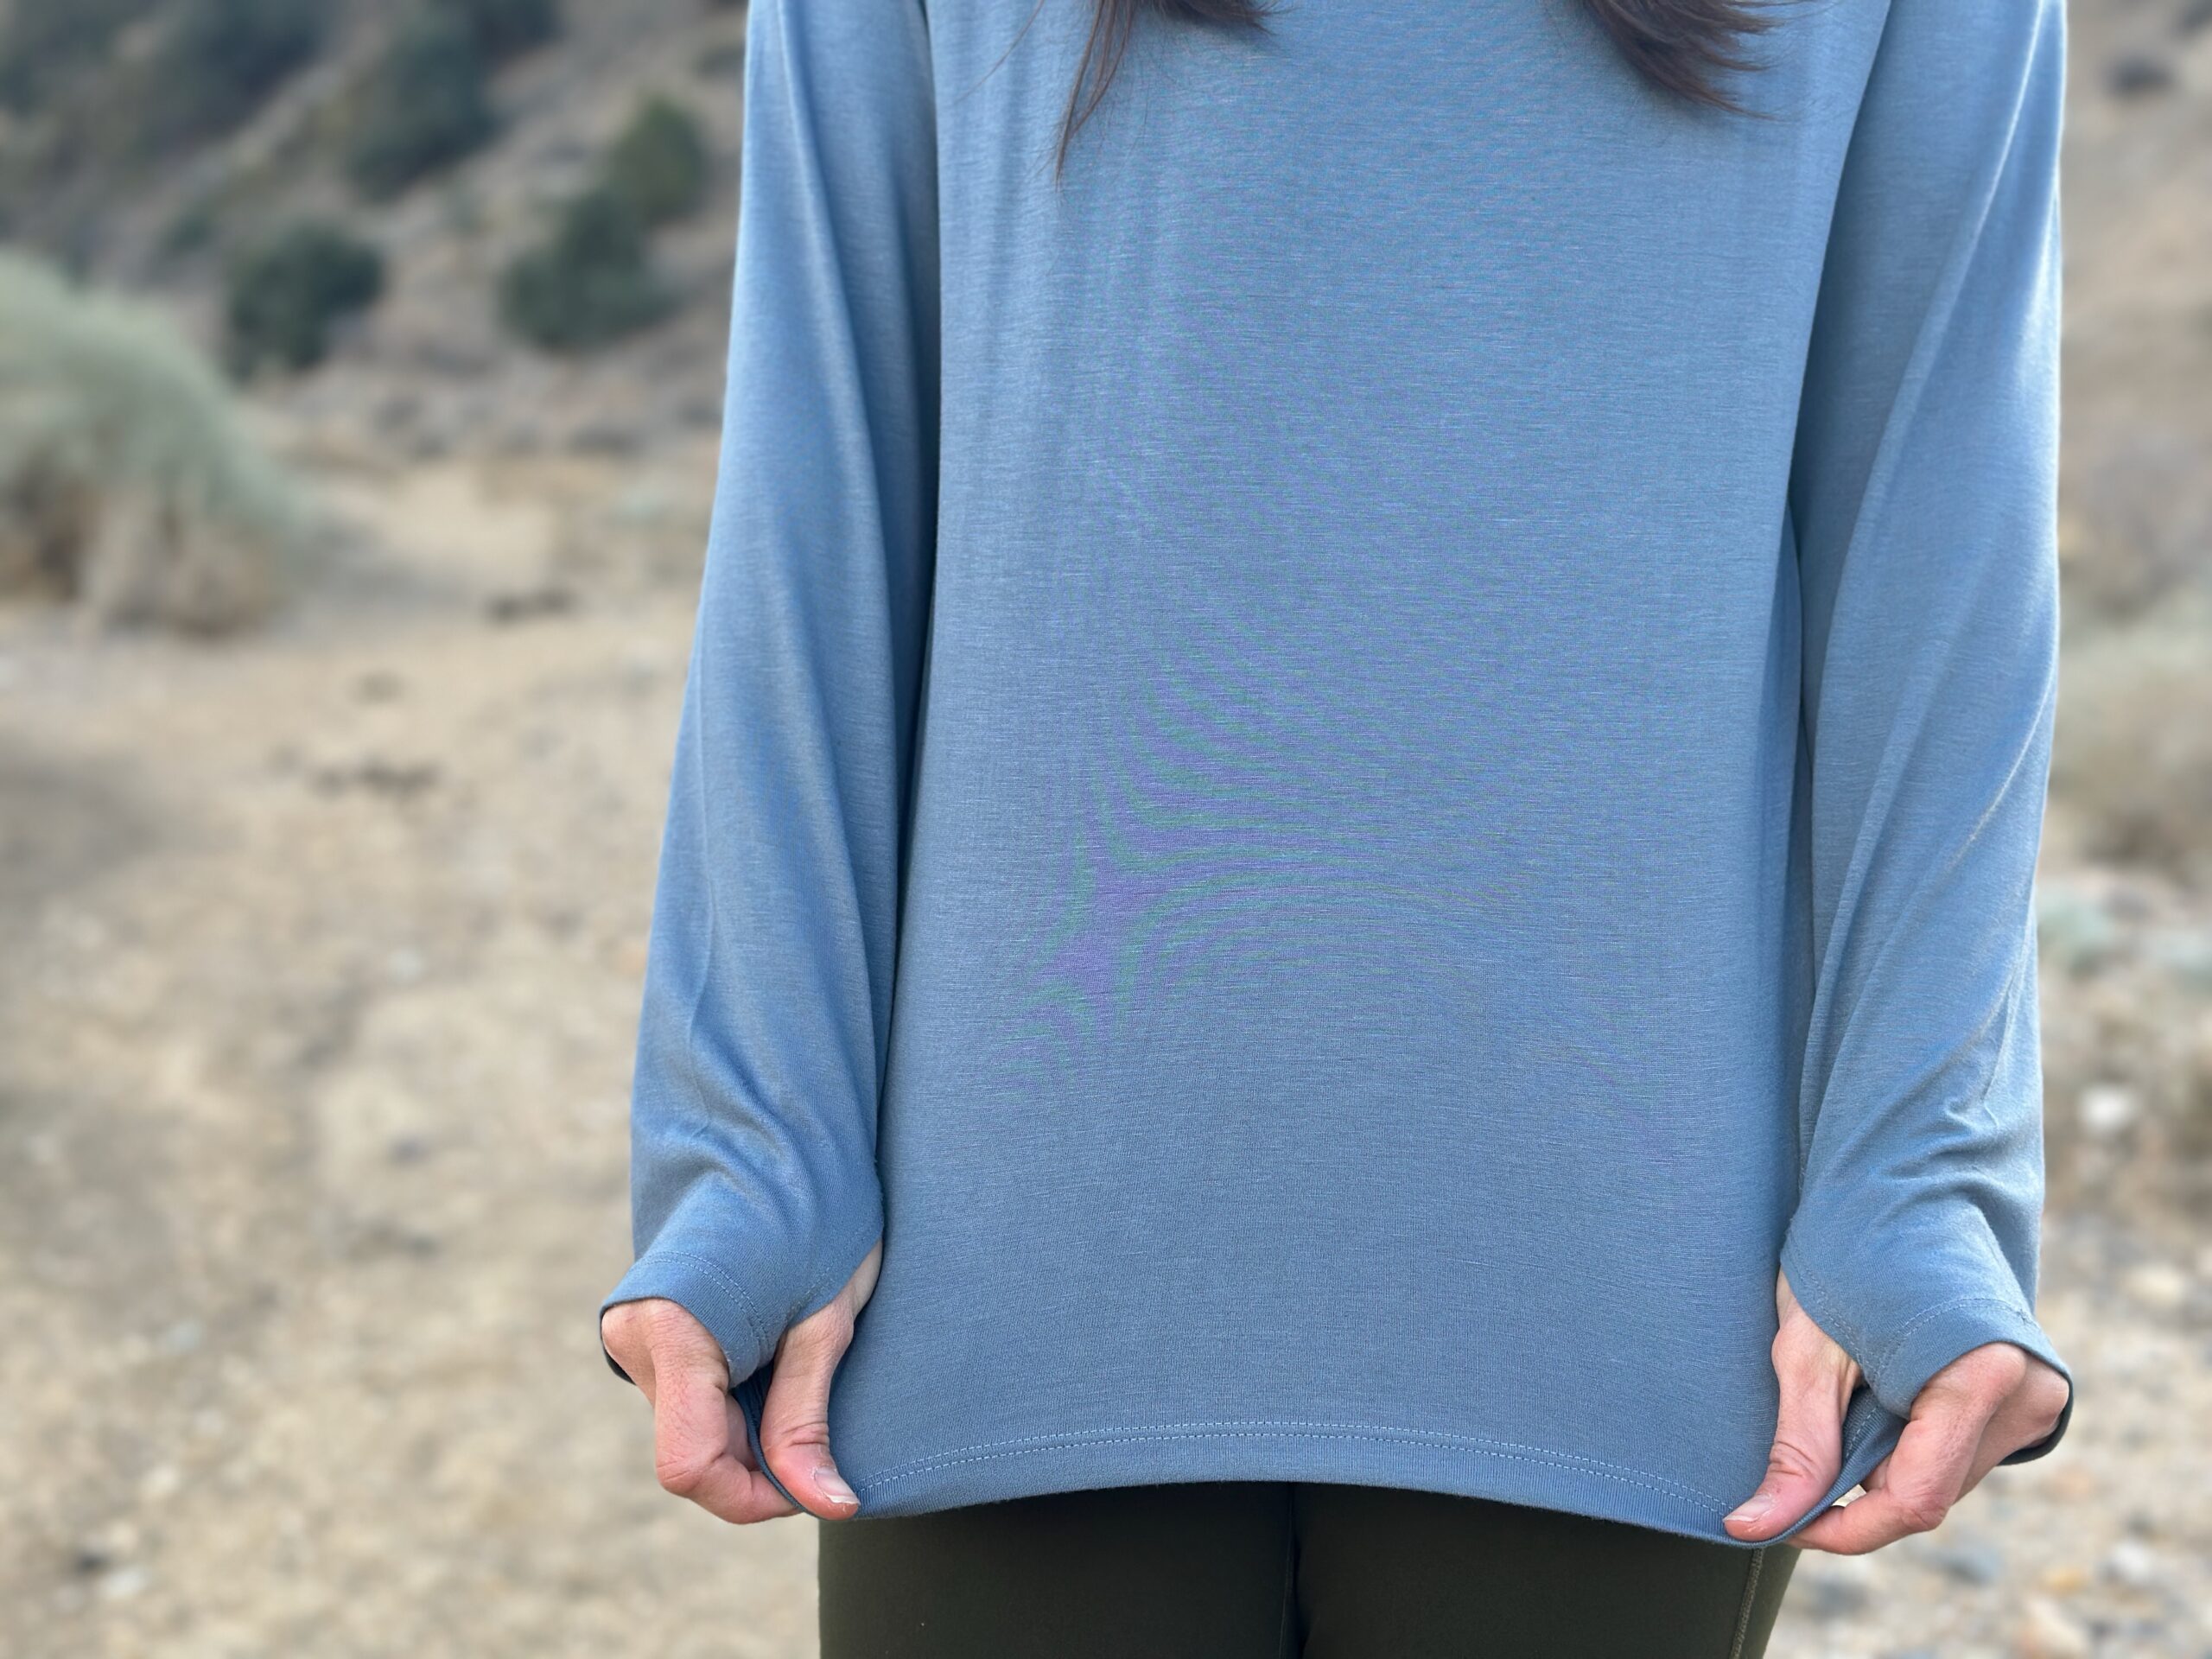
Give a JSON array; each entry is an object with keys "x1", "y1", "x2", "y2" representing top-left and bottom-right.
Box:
[
  {"x1": 2079, "y1": 1083, "x2": 2139, "y2": 1138},
  {"x1": 2042, "y1": 1563, "x2": 2090, "y2": 1595},
  {"x1": 1928, "y1": 1535, "x2": 2007, "y2": 1586},
  {"x1": 96, "y1": 1566, "x2": 149, "y2": 1604},
  {"x1": 2122, "y1": 1262, "x2": 2193, "y2": 1311},
  {"x1": 2015, "y1": 1595, "x2": 2091, "y2": 1658},
  {"x1": 2104, "y1": 1537, "x2": 2164, "y2": 1591}
]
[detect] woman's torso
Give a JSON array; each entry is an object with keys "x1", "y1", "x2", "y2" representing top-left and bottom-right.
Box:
[{"x1": 830, "y1": 0, "x2": 1897, "y2": 1537}]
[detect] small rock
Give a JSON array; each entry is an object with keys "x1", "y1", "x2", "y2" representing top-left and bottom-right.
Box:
[
  {"x1": 2015, "y1": 1595, "x2": 2090, "y2": 1659},
  {"x1": 2040, "y1": 1562, "x2": 2088, "y2": 1595},
  {"x1": 2078, "y1": 1083, "x2": 2139, "y2": 1139},
  {"x1": 2103, "y1": 1537, "x2": 2162, "y2": 1590},
  {"x1": 2121, "y1": 1261, "x2": 2190, "y2": 1312},
  {"x1": 486, "y1": 585, "x2": 577, "y2": 624},
  {"x1": 97, "y1": 1566, "x2": 149, "y2": 1604},
  {"x1": 1928, "y1": 1534, "x2": 2006, "y2": 1586},
  {"x1": 2107, "y1": 52, "x2": 2177, "y2": 97},
  {"x1": 311, "y1": 758, "x2": 441, "y2": 801}
]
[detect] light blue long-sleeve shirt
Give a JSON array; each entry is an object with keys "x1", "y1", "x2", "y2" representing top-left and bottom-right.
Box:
[{"x1": 600, "y1": 0, "x2": 2075, "y2": 1546}]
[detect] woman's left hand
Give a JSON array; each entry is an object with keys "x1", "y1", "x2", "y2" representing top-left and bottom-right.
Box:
[{"x1": 1722, "y1": 1269, "x2": 2070, "y2": 1554}]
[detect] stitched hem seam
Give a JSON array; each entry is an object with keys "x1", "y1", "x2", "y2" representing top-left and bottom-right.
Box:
[
  {"x1": 646, "y1": 1246, "x2": 777, "y2": 1360},
  {"x1": 857, "y1": 1419, "x2": 1732, "y2": 1509},
  {"x1": 1866, "y1": 1294, "x2": 2037, "y2": 1382}
]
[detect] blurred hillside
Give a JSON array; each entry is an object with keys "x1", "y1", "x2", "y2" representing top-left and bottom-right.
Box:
[
  {"x1": 0, "y1": 2, "x2": 2209, "y2": 1656},
  {"x1": 0, "y1": 0, "x2": 746, "y2": 465}
]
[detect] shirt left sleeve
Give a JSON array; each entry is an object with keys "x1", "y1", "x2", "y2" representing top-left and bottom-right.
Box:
[
  {"x1": 1777, "y1": 0, "x2": 2073, "y2": 1463},
  {"x1": 596, "y1": 0, "x2": 939, "y2": 1399}
]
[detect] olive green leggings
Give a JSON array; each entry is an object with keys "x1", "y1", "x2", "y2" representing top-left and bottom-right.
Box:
[{"x1": 818, "y1": 1480, "x2": 1798, "y2": 1658}]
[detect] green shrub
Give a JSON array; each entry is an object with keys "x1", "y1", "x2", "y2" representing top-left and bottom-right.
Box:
[
  {"x1": 0, "y1": 253, "x2": 303, "y2": 632},
  {"x1": 225, "y1": 223, "x2": 385, "y2": 374},
  {"x1": 0, "y1": 0, "x2": 151, "y2": 114},
  {"x1": 498, "y1": 186, "x2": 672, "y2": 352},
  {"x1": 344, "y1": 10, "x2": 495, "y2": 201},
  {"x1": 136, "y1": 0, "x2": 324, "y2": 152},
  {"x1": 445, "y1": 0, "x2": 561, "y2": 63},
  {"x1": 159, "y1": 194, "x2": 224, "y2": 263},
  {"x1": 602, "y1": 95, "x2": 709, "y2": 227}
]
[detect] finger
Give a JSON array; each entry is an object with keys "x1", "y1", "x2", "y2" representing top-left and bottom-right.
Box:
[
  {"x1": 653, "y1": 1357, "x2": 798, "y2": 1526},
  {"x1": 601, "y1": 1302, "x2": 661, "y2": 1397},
  {"x1": 1973, "y1": 1352, "x2": 2069, "y2": 1478},
  {"x1": 1725, "y1": 1323, "x2": 1857, "y2": 1541},
  {"x1": 1789, "y1": 1380, "x2": 1983, "y2": 1554},
  {"x1": 760, "y1": 1300, "x2": 861, "y2": 1518}
]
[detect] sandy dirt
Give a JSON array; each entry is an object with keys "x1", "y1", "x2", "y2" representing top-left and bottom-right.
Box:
[{"x1": 1, "y1": 455, "x2": 2207, "y2": 1659}]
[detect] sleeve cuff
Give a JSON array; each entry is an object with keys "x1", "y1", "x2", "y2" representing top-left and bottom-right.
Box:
[
  {"x1": 1869, "y1": 1293, "x2": 2074, "y2": 1465},
  {"x1": 1781, "y1": 1233, "x2": 2074, "y2": 1465},
  {"x1": 599, "y1": 1244, "x2": 781, "y2": 1393},
  {"x1": 595, "y1": 1173, "x2": 884, "y2": 1396}
]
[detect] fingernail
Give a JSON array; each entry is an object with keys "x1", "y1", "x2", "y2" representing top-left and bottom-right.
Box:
[
  {"x1": 1726, "y1": 1489, "x2": 1772, "y2": 1525},
  {"x1": 817, "y1": 1466, "x2": 858, "y2": 1510}
]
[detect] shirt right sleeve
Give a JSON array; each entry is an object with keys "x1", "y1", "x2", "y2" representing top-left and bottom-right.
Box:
[
  {"x1": 597, "y1": 0, "x2": 939, "y2": 1397},
  {"x1": 1777, "y1": 0, "x2": 2073, "y2": 1461}
]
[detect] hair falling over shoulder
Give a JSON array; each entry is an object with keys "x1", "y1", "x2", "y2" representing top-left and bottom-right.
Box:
[{"x1": 1052, "y1": 0, "x2": 1784, "y2": 175}]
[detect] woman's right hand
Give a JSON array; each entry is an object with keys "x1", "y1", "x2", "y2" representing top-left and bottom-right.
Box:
[{"x1": 601, "y1": 1242, "x2": 883, "y2": 1524}]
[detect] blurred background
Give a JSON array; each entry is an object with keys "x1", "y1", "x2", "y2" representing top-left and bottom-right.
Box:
[{"x1": 0, "y1": 1, "x2": 2203, "y2": 1654}]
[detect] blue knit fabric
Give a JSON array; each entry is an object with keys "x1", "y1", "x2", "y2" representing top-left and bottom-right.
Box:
[{"x1": 601, "y1": 0, "x2": 2075, "y2": 1546}]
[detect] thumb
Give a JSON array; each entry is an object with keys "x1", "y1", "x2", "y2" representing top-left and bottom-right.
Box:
[
  {"x1": 759, "y1": 1298, "x2": 861, "y2": 1517},
  {"x1": 1725, "y1": 1300, "x2": 1857, "y2": 1541},
  {"x1": 758, "y1": 1244, "x2": 881, "y2": 1519}
]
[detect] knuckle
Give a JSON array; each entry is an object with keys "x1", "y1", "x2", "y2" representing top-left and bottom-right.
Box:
[
  {"x1": 763, "y1": 1410, "x2": 833, "y2": 1459},
  {"x1": 654, "y1": 1447, "x2": 714, "y2": 1497},
  {"x1": 644, "y1": 1302, "x2": 706, "y2": 1348},
  {"x1": 1764, "y1": 1435, "x2": 1826, "y2": 1484},
  {"x1": 1978, "y1": 1344, "x2": 2030, "y2": 1392},
  {"x1": 2020, "y1": 1373, "x2": 2069, "y2": 1438},
  {"x1": 601, "y1": 1302, "x2": 645, "y2": 1352},
  {"x1": 1892, "y1": 1489, "x2": 1950, "y2": 1535},
  {"x1": 1936, "y1": 1343, "x2": 2024, "y2": 1405}
]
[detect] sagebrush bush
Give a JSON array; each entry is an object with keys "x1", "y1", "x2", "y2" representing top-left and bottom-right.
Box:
[
  {"x1": 0, "y1": 254, "x2": 303, "y2": 632},
  {"x1": 226, "y1": 223, "x2": 385, "y2": 374},
  {"x1": 135, "y1": 0, "x2": 324, "y2": 152},
  {"x1": 603, "y1": 95, "x2": 709, "y2": 227},
  {"x1": 498, "y1": 186, "x2": 673, "y2": 352},
  {"x1": 344, "y1": 9, "x2": 496, "y2": 201}
]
